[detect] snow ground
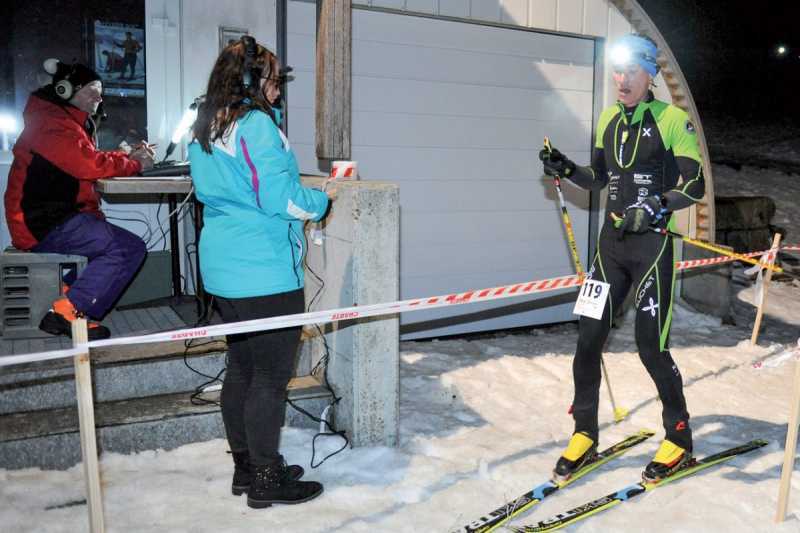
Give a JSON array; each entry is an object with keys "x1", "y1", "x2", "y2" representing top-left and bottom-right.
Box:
[{"x1": 2, "y1": 160, "x2": 800, "y2": 532}]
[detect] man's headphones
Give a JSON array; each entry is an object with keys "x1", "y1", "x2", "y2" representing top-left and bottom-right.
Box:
[
  {"x1": 240, "y1": 35, "x2": 265, "y2": 93},
  {"x1": 54, "y1": 65, "x2": 78, "y2": 100}
]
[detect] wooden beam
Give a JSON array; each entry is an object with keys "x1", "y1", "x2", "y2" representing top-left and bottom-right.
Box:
[
  {"x1": 316, "y1": 0, "x2": 351, "y2": 161},
  {"x1": 776, "y1": 358, "x2": 800, "y2": 522},
  {"x1": 72, "y1": 319, "x2": 105, "y2": 533},
  {"x1": 751, "y1": 232, "x2": 782, "y2": 346}
]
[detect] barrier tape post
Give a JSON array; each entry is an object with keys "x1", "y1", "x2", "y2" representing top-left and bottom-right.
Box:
[
  {"x1": 776, "y1": 357, "x2": 800, "y2": 522},
  {"x1": 751, "y1": 232, "x2": 782, "y2": 346},
  {"x1": 72, "y1": 318, "x2": 105, "y2": 533}
]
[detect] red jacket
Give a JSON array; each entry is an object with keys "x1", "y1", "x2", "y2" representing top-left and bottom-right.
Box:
[{"x1": 4, "y1": 89, "x2": 141, "y2": 250}]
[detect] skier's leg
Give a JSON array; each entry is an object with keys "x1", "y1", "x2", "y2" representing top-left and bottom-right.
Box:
[
  {"x1": 571, "y1": 232, "x2": 631, "y2": 441},
  {"x1": 631, "y1": 233, "x2": 692, "y2": 480}
]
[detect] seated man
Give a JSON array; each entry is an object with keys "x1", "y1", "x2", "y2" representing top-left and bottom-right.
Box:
[{"x1": 4, "y1": 59, "x2": 154, "y2": 340}]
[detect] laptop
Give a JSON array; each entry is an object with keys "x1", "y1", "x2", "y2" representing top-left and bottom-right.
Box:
[{"x1": 137, "y1": 160, "x2": 191, "y2": 178}]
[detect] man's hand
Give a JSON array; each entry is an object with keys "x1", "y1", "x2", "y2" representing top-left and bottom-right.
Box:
[
  {"x1": 620, "y1": 195, "x2": 666, "y2": 234},
  {"x1": 130, "y1": 147, "x2": 154, "y2": 171},
  {"x1": 539, "y1": 145, "x2": 576, "y2": 177}
]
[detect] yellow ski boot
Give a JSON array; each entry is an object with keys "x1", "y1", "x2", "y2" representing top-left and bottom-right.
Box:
[
  {"x1": 643, "y1": 439, "x2": 693, "y2": 482},
  {"x1": 553, "y1": 432, "x2": 597, "y2": 483}
]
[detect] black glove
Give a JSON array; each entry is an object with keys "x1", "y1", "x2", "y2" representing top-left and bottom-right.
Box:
[
  {"x1": 619, "y1": 195, "x2": 667, "y2": 234},
  {"x1": 539, "y1": 146, "x2": 576, "y2": 178}
]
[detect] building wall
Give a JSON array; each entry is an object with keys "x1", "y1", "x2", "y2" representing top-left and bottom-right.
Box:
[{"x1": 354, "y1": 0, "x2": 678, "y2": 110}]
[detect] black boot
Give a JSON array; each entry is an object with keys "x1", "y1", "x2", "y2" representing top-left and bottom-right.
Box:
[
  {"x1": 231, "y1": 451, "x2": 251, "y2": 496},
  {"x1": 231, "y1": 452, "x2": 304, "y2": 496},
  {"x1": 247, "y1": 462, "x2": 323, "y2": 509}
]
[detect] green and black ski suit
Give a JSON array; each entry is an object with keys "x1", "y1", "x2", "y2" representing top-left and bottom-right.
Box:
[{"x1": 565, "y1": 92, "x2": 705, "y2": 450}]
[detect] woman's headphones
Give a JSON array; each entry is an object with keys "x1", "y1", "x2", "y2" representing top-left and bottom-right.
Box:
[{"x1": 240, "y1": 35, "x2": 267, "y2": 93}]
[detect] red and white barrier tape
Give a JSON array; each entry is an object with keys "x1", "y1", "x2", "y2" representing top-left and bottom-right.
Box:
[
  {"x1": 3, "y1": 242, "x2": 797, "y2": 368},
  {"x1": 0, "y1": 346, "x2": 85, "y2": 367},
  {"x1": 0, "y1": 274, "x2": 582, "y2": 367},
  {"x1": 675, "y1": 244, "x2": 798, "y2": 270}
]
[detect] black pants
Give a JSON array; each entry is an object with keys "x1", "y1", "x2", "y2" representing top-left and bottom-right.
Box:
[
  {"x1": 216, "y1": 289, "x2": 305, "y2": 466},
  {"x1": 572, "y1": 221, "x2": 692, "y2": 450}
]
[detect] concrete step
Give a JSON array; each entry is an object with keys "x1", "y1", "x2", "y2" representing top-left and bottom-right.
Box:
[
  {"x1": 0, "y1": 349, "x2": 227, "y2": 415},
  {"x1": 0, "y1": 375, "x2": 332, "y2": 470},
  {"x1": 0, "y1": 322, "x2": 317, "y2": 415}
]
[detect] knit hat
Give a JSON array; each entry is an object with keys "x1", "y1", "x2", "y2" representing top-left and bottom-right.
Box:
[
  {"x1": 609, "y1": 34, "x2": 660, "y2": 77},
  {"x1": 43, "y1": 58, "x2": 101, "y2": 99}
]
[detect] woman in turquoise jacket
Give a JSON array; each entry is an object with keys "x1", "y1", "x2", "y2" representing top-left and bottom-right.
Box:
[{"x1": 189, "y1": 36, "x2": 334, "y2": 509}]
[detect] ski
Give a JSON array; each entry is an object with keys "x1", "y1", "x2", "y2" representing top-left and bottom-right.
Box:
[
  {"x1": 451, "y1": 429, "x2": 655, "y2": 533},
  {"x1": 508, "y1": 439, "x2": 769, "y2": 532}
]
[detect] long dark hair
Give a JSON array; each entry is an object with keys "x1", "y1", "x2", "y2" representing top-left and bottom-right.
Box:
[{"x1": 193, "y1": 39, "x2": 279, "y2": 154}]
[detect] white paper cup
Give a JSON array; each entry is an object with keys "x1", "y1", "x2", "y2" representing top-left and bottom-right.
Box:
[{"x1": 331, "y1": 160, "x2": 358, "y2": 180}]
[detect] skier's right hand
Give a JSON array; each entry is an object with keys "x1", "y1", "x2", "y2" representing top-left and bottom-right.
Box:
[{"x1": 539, "y1": 145, "x2": 576, "y2": 178}]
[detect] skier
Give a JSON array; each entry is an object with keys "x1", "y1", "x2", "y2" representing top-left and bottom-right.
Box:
[{"x1": 539, "y1": 34, "x2": 705, "y2": 482}]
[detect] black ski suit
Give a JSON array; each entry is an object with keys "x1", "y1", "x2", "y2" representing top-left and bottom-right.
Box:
[{"x1": 565, "y1": 92, "x2": 705, "y2": 450}]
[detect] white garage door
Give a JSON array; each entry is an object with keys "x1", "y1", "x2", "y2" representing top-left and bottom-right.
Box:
[{"x1": 289, "y1": 3, "x2": 597, "y2": 339}]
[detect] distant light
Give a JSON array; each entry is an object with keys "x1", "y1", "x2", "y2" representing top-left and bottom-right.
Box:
[
  {"x1": 0, "y1": 114, "x2": 17, "y2": 134},
  {"x1": 610, "y1": 44, "x2": 632, "y2": 66},
  {"x1": 0, "y1": 113, "x2": 17, "y2": 151},
  {"x1": 777, "y1": 45, "x2": 788, "y2": 56}
]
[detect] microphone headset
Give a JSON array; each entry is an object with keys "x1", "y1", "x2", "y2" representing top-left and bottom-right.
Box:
[{"x1": 240, "y1": 35, "x2": 266, "y2": 95}]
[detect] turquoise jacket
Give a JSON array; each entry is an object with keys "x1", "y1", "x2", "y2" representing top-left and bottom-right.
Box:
[{"x1": 188, "y1": 109, "x2": 329, "y2": 298}]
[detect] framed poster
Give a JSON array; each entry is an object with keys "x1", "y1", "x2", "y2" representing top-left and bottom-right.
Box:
[
  {"x1": 93, "y1": 20, "x2": 145, "y2": 97},
  {"x1": 219, "y1": 26, "x2": 249, "y2": 53}
]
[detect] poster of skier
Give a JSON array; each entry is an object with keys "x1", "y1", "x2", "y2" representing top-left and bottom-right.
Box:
[{"x1": 93, "y1": 20, "x2": 145, "y2": 97}]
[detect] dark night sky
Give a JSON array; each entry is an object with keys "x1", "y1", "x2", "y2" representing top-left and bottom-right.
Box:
[{"x1": 638, "y1": 0, "x2": 800, "y2": 121}]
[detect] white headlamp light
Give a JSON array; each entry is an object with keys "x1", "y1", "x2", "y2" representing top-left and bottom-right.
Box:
[{"x1": 610, "y1": 44, "x2": 632, "y2": 67}]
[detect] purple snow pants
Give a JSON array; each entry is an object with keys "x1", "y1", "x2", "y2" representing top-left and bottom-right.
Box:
[{"x1": 32, "y1": 213, "x2": 146, "y2": 319}]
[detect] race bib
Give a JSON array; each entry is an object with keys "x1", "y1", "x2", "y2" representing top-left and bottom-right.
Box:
[{"x1": 573, "y1": 279, "x2": 610, "y2": 320}]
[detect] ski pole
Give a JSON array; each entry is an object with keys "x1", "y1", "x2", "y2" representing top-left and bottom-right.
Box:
[
  {"x1": 543, "y1": 137, "x2": 628, "y2": 423},
  {"x1": 609, "y1": 213, "x2": 785, "y2": 275},
  {"x1": 544, "y1": 137, "x2": 584, "y2": 279}
]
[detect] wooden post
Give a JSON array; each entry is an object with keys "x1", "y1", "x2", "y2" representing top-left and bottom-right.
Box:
[
  {"x1": 72, "y1": 318, "x2": 105, "y2": 533},
  {"x1": 315, "y1": 0, "x2": 351, "y2": 161},
  {"x1": 776, "y1": 358, "x2": 800, "y2": 522},
  {"x1": 751, "y1": 232, "x2": 782, "y2": 345}
]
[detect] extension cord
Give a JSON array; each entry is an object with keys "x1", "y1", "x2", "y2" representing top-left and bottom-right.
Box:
[{"x1": 319, "y1": 405, "x2": 332, "y2": 433}]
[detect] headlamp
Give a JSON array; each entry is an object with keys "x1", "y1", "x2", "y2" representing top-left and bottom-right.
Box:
[
  {"x1": 610, "y1": 44, "x2": 632, "y2": 67},
  {"x1": 608, "y1": 35, "x2": 660, "y2": 76}
]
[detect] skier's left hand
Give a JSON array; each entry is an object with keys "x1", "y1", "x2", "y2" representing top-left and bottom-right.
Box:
[{"x1": 620, "y1": 195, "x2": 666, "y2": 234}]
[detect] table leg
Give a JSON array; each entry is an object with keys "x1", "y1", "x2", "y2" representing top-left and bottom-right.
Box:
[
  {"x1": 193, "y1": 199, "x2": 206, "y2": 315},
  {"x1": 168, "y1": 194, "x2": 181, "y2": 297}
]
